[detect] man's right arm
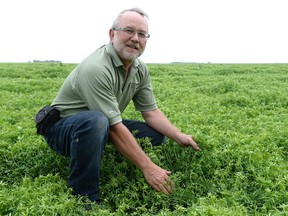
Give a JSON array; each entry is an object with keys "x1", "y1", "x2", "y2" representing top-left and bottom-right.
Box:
[{"x1": 109, "y1": 122, "x2": 174, "y2": 195}]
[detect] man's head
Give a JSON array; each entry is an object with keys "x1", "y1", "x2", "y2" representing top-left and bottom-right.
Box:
[{"x1": 109, "y1": 8, "x2": 149, "y2": 66}]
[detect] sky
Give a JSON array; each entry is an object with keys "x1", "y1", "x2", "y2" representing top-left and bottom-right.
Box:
[{"x1": 1, "y1": 0, "x2": 287, "y2": 64}]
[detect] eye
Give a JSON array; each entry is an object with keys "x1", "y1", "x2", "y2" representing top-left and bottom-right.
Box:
[
  {"x1": 124, "y1": 28, "x2": 135, "y2": 35},
  {"x1": 138, "y1": 32, "x2": 147, "y2": 38}
]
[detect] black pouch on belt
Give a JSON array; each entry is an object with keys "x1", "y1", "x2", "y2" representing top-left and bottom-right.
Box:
[{"x1": 34, "y1": 105, "x2": 60, "y2": 136}]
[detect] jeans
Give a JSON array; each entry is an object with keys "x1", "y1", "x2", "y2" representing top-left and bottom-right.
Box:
[{"x1": 45, "y1": 111, "x2": 165, "y2": 202}]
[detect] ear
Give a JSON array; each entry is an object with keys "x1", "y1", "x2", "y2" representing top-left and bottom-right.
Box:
[{"x1": 109, "y1": 28, "x2": 114, "y2": 41}]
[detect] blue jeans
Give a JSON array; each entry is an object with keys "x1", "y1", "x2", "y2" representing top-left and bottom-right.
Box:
[{"x1": 45, "y1": 111, "x2": 165, "y2": 202}]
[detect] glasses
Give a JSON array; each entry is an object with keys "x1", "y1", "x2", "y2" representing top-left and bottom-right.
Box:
[{"x1": 113, "y1": 27, "x2": 150, "y2": 39}]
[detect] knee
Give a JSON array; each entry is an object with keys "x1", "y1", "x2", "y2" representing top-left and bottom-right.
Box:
[
  {"x1": 79, "y1": 111, "x2": 109, "y2": 133},
  {"x1": 152, "y1": 135, "x2": 167, "y2": 146},
  {"x1": 89, "y1": 111, "x2": 109, "y2": 130}
]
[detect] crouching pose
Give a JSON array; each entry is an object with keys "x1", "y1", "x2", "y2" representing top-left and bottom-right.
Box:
[{"x1": 36, "y1": 7, "x2": 199, "y2": 203}]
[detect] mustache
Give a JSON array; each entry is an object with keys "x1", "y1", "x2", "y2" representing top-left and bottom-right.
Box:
[{"x1": 126, "y1": 43, "x2": 140, "y2": 50}]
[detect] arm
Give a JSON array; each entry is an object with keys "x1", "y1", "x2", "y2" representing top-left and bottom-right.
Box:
[
  {"x1": 141, "y1": 108, "x2": 200, "y2": 150},
  {"x1": 109, "y1": 122, "x2": 174, "y2": 195}
]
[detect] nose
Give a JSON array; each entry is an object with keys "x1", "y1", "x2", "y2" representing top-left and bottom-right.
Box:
[{"x1": 130, "y1": 32, "x2": 140, "y2": 42}]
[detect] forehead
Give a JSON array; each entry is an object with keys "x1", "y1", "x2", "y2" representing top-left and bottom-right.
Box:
[{"x1": 118, "y1": 11, "x2": 148, "y2": 31}]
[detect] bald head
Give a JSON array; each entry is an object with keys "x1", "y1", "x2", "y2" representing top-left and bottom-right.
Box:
[{"x1": 112, "y1": 8, "x2": 149, "y2": 29}]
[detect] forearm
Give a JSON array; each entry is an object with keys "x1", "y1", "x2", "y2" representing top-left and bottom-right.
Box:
[
  {"x1": 109, "y1": 122, "x2": 174, "y2": 195},
  {"x1": 109, "y1": 122, "x2": 153, "y2": 171},
  {"x1": 142, "y1": 109, "x2": 181, "y2": 141},
  {"x1": 142, "y1": 109, "x2": 199, "y2": 150}
]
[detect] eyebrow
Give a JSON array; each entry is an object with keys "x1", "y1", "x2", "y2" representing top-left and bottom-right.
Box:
[{"x1": 124, "y1": 26, "x2": 148, "y2": 33}]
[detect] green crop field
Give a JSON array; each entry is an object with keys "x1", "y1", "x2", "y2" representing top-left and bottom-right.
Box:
[{"x1": 0, "y1": 63, "x2": 287, "y2": 215}]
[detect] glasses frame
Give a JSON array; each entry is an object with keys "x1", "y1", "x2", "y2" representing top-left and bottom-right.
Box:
[{"x1": 113, "y1": 27, "x2": 150, "y2": 39}]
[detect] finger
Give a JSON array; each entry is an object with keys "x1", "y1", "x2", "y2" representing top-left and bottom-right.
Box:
[
  {"x1": 164, "y1": 170, "x2": 171, "y2": 175},
  {"x1": 190, "y1": 141, "x2": 200, "y2": 150},
  {"x1": 166, "y1": 178, "x2": 175, "y2": 189},
  {"x1": 166, "y1": 178, "x2": 176, "y2": 192},
  {"x1": 164, "y1": 182, "x2": 174, "y2": 194},
  {"x1": 153, "y1": 185, "x2": 162, "y2": 192},
  {"x1": 187, "y1": 136, "x2": 200, "y2": 150},
  {"x1": 161, "y1": 179, "x2": 175, "y2": 195},
  {"x1": 158, "y1": 183, "x2": 172, "y2": 195}
]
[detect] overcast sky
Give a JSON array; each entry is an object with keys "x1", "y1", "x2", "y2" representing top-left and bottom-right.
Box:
[{"x1": 1, "y1": 0, "x2": 287, "y2": 63}]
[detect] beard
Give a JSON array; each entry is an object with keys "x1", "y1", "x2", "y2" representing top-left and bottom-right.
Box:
[
  {"x1": 122, "y1": 49, "x2": 139, "y2": 61},
  {"x1": 113, "y1": 40, "x2": 143, "y2": 62}
]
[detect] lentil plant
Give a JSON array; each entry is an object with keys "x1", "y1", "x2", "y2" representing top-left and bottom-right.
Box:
[{"x1": 0, "y1": 63, "x2": 287, "y2": 215}]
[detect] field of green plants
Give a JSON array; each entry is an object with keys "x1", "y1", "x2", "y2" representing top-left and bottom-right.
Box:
[{"x1": 0, "y1": 62, "x2": 287, "y2": 215}]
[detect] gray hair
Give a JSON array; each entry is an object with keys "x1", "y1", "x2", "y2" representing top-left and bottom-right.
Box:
[{"x1": 111, "y1": 8, "x2": 149, "y2": 29}]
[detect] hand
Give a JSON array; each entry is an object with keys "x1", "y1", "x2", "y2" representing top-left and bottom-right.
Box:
[
  {"x1": 142, "y1": 163, "x2": 175, "y2": 195},
  {"x1": 176, "y1": 133, "x2": 200, "y2": 150}
]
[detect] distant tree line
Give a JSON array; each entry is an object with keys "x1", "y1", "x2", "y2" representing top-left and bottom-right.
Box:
[{"x1": 33, "y1": 60, "x2": 62, "y2": 63}]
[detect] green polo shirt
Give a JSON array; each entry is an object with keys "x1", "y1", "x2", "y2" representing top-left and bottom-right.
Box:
[{"x1": 52, "y1": 42, "x2": 157, "y2": 125}]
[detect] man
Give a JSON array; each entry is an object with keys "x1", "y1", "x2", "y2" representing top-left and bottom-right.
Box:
[{"x1": 43, "y1": 8, "x2": 199, "y2": 203}]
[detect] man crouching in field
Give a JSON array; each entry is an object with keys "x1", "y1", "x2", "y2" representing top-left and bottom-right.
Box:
[{"x1": 35, "y1": 7, "x2": 199, "y2": 203}]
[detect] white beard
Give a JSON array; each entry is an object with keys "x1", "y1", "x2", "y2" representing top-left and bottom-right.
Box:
[
  {"x1": 122, "y1": 49, "x2": 139, "y2": 61},
  {"x1": 113, "y1": 41, "x2": 142, "y2": 62}
]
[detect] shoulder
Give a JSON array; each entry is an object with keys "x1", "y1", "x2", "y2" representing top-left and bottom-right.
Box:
[
  {"x1": 80, "y1": 45, "x2": 111, "y2": 72},
  {"x1": 76, "y1": 46, "x2": 114, "y2": 81}
]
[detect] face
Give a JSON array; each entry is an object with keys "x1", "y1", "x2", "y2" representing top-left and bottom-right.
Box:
[{"x1": 110, "y1": 11, "x2": 149, "y2": 65}]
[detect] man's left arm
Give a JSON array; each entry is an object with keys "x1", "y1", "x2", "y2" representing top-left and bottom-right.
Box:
[{"x1": 141, "y1": 109, "x2": 200, "y2": 150}]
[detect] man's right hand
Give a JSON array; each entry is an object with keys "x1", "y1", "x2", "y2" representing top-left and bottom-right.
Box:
[
  {"x1": 142, "y1": 163, "x2": 174, "y2": 195},
  {"x1": 109, "y1": 123, "x2": 175, "y2": 195}
]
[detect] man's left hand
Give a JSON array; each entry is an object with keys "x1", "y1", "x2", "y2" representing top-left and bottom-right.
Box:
[{"x1": 176, "y1": 133, "x2": 200, "y2": 150}]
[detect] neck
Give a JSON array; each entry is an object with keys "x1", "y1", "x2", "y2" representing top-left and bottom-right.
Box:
[{"x1": 121, "y1": 58, "x2": 133, "y2": 71}]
